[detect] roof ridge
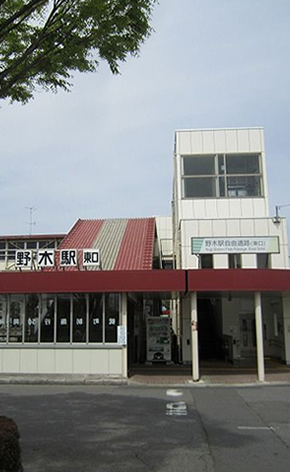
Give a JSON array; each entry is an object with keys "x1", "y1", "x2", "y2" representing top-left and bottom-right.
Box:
[{"x1": 78, "y1": 216, "x2": 154, "y2": 222}]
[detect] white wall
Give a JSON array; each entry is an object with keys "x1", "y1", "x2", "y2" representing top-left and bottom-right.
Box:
[
  {"x1": 174, "y1": 127, "x2": 269, "y2": 225},
  {"x1": 155, "y1": 216, "x2": 173, "y2": 258},
  {"x1": 178, "y1": 198, "x2": 269, "y2": 221},
  {"x1": 175, "y1": 128, "x2": 265, "y2": 164},
  {"x1": 180, "y1": 217, "x2": 288, "y2": 269},
  {"x1": 0, "y1": 347, "x2": 123, "y2": 375}
]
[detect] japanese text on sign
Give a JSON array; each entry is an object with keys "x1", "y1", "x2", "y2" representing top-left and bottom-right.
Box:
[
  {"x1": 117, "y1": 326, "x2": 127, "y2": 345},
  {"x1": 38, "y1": 249, "x2": 55, "y2": 267},
  {"x1": 14, "y1": 248, "x2": 101, "y2": 270},
  {"x1": 15, "y1": 250, "x2": 32, "y2": 268},
  {"x1": 82, "y1": 249, "x2": 100, "y2": 267},
  {"x1": 191, "y1": 237, "x2": 279, "y2": 254},
  {"x1": 60, "y1": 249, "x2": 78, "y2": 266}
]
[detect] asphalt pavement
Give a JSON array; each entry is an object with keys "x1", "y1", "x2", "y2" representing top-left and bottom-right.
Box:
[{"x1": 1, "y1": 383, "x2": 290, "y2": 471}]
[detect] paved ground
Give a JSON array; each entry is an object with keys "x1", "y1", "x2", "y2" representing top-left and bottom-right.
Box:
[
  {"x1": 1, "y1": 383, "x2": 290, "y2": 471},
  {"x1": 1, "y1": 360, "x2": 290, "y2": 387},
  {"x1": 128, "y1": 360, "x2": 290, "y2": 386}
]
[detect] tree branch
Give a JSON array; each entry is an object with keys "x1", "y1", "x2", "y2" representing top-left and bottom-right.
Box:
[
  {"x1": 0, "y1": 1, "x2": 68, "y2": 82},
  {"x1": 0, "y1": 0, "x2": 157, "y2": 102},
  {"x1": 0, "y1": 0, "x2": 10, "y2": 8},
  {"x1": 0, "y1": 0, "x2": 47, "y2": 40},
  {"x1": 0, "y1": 6, "x2": 84, "y2": 95}
]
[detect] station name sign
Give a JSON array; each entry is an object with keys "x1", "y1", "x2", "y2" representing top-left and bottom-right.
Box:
[
  {"x1": 14, "y1": 248, "x2": 100, "y2": 269},
  {"x1": 191, "y1": 237, "x2": 279, "y2": 254}
]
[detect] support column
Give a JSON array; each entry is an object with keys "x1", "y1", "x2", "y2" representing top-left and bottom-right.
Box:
[
  {"x1": 190, "y1": 292, "x2": 199, "y2": 381},
  {"x1": 254, "y1": 291, "x2": 265, "y2": 382},
  {"x1": 121, "y1": 292, "x2": 128, "y2": 379}
]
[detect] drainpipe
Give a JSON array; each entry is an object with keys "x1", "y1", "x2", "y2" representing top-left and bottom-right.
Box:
[
  {"x1": 191, "y1": 292, "x2": 199, "y2": 381},
  {"x1": 255, "y1": 291, "x2": 265, "y2": 382},
  {"x1": 122, "y1": 292, "x2": 128, "y2": 379}
]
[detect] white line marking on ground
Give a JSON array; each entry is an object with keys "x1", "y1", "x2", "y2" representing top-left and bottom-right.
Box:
[
  {"x1": 166, "y1": 389, "x2": 183, "y2": 397},
  {"x1": 238, "y1": 426, "x2": 274, "y2": 431}
]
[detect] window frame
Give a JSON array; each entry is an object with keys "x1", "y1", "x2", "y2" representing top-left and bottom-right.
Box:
[
  {"x1": 181, "y1": 153, "x2": 263, "y2": 199},
  {"x1": 0, "y1": 293, "x2": 121, "y2": 346}
]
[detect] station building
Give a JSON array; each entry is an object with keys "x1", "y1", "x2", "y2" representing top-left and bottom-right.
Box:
[{"x1": 1, "y1": 127, "x2": 290, "y2": 381}]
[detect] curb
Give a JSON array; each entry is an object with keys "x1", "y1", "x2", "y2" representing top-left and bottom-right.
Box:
[
  {"x1": 1, "y1": 376, "x2": 290, "y2": 388},
  {"x1": 0, "y1": 375, "x2": 129, "y2": 386}
]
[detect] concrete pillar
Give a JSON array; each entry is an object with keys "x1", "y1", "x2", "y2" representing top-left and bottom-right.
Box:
[
  {"x1": 254, "y1": 292, "x2": 265, "y2": 382},
  {"x1": 121, "y1": 292, "x2": 128, "y2": 379},
  {"x1": 190, "y1": 292, "x2": 199, "y2": 381}
]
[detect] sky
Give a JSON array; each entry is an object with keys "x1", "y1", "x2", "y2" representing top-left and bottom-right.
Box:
[{"x1": 1, "y1": 0, "x2": 290, "y2": 236}]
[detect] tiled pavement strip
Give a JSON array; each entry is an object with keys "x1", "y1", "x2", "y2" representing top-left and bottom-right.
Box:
[{"x1": 128, "y1": 361, "x2": 290, "y2": 386}]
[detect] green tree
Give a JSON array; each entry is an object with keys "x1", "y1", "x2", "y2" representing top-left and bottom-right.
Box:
[{"x1": 0, "y1": 0, "x2": 156, "y2": 103}]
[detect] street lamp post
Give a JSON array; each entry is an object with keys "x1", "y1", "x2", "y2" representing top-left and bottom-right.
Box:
[{"x1": 274, "y1": 204, "x2": 290, "y2": 224}]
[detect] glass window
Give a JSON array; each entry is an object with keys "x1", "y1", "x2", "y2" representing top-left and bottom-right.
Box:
[
  {"x1": 39, "y1": 241, "x2": 49, "y2": 248},
  {"x1": 72, "y1": 294, "x2": 87, "y2": 343},
  {"x1": 183, "y1": 156, "x2": 215, "y2": 176},
  {"x1": 25, "y1": 294, "x2": 40, "y2": 342},
  {"x1": 40, "y1": 295, "x2": 55, "y2": 343},
  {"x1": 0, "y1": 242, "x2": 5, "y2": 261},
  {"x1": 105, "y1": 294, "x2": 120, "y2": 343},
  {"x1": 0, "y1": 292, "x2": 125, "y2": 344},
  {"x1": 8, "y1": 242, "x2": 16, "y2": 260},
  {"x1": 183, "y1": 177, "x2": 216, "y2": 198},
  {"x1": 218, "y1": 176, "x2": 226, "y2": 197},
  {"x1": 182, "y1": 153, "x2": 263, "y2": 199},
  {"x1": 200, "y1": 254, "x2": 213, "y2": 269},
  {"x1": 226, "y1": 154, "x2": 260, "y2": 174},
  {"x1": 26, "y1": 241, "x2": 37, "y2": 249},
  {"x1": 227, "y1": 176, "x2": 262, "y2": 197},
  {"x1": 218, "y1": 155, "x2": 225, "y2": 174},
  {"x1": 7, "y1": 241, "x2": 25, "y2": 260},
  {"x1": 0, "y1": 295, "x2": 7, "y2": 342},
  {"x1": 89, "y1": 294, "x2": 103, "y2": 343},
  {"x1": 257, "y1": 253, "x2": 271, "y2": 269},
  {"x1": 162, "y1": 260, "x2": 174, "y2": 270},
  {"x1": 229, "y1": 254, "x2": 242, "y2": 269},
  {"x1": 57, "y1": 294, "x2": 71, "y2": 342},
  {"x1": 9, "y1": 295, "x2": 24, "y2": 342}
]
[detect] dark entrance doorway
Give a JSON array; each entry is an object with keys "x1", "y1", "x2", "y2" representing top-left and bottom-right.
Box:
[{"x1": 198, "y1": 297, "x2": 224, "y2": 360}]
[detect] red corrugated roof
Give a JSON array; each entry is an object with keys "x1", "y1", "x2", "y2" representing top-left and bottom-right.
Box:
[
  {"x1": 114, "y1": 218, "x2": 155, "y2": 270},
  {"x1": 59, "y1": 219, "x2": 104, "y2": 249},
  {"x1": 54, "y1": 217, "x2": 156, "y2": 271},
  {"x1": 53, "y1": 219, "x2": 104, "y2": 270}
]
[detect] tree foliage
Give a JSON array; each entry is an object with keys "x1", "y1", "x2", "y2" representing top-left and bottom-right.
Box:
[{"x1": 0, "y1": 0, "x2": 156, "y2": 103}]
